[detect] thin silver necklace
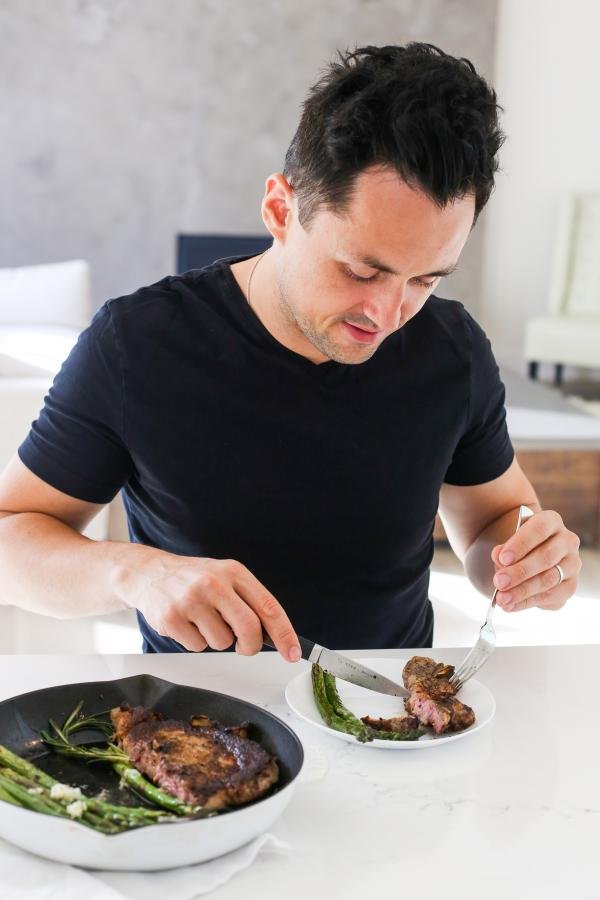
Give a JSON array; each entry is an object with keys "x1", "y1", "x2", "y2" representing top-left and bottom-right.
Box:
[{"x1": 246, "y1": 250, "x2": 267, "y2": 310}]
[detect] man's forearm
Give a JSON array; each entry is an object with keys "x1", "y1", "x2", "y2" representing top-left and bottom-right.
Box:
[
  {"x1": 0, "y1": 512, "x2": 150, "y2": 618},
  {"x1": 463, "y1": 502, "x2": 542, "y2": 597}
]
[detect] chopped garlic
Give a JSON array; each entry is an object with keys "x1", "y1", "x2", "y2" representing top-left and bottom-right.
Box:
[
  {"x1": 50, "y1": 783, "x2": 83, "y2": 802},
  {"x1": 66, "y1": 799, "x2": 86, "y2": 819},
  {"x1": 27, "y1": 787, "x2": 45, "y2": 795}
]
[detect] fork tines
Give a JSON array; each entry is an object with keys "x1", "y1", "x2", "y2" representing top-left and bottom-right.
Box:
[{"x1": 451, "y1": 648, "x2": 491, "y2": 690}]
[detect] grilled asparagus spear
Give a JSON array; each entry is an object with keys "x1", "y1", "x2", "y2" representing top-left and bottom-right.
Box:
[{"x1": 312, "y1": 664, "x2": 423, "y2": 742}]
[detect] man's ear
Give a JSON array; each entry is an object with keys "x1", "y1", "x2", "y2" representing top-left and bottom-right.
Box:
[{"x1": 261, "y1": 173, "x2": 295, "y2": 243}]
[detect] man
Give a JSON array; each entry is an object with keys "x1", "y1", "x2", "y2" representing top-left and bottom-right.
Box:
[{"x1": 0, "y1": 43, "x2": 581, "y2": 659}]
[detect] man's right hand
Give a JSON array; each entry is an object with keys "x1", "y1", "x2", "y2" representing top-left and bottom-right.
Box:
[
  {"x1": 115, "y1": 550, "x2": 302, "y2": 661},
  {"x1": 0, "y1": 455, "x2": 301, "y2": 660}
]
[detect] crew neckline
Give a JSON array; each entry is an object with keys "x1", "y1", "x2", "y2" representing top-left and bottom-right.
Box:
[{"x1": 216, "y1": 254, "x2": 346, "y2": 375}]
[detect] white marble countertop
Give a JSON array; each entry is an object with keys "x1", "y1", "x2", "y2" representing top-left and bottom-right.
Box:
[{"x1": 0, "y1": 646, "x2": 598, "y2": 899}]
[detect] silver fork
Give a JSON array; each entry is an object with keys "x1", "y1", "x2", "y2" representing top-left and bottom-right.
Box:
[{"x1": 449, "y1": 504, "x2": 535, "y2": 691}]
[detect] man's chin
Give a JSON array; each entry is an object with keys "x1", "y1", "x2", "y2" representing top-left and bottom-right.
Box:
[
  {"x1": 302, "y1": 322, "x2": 385, "y2": 365},
  {"x1": 322, "y1": 340, "x2": 380, "y2": 365}
]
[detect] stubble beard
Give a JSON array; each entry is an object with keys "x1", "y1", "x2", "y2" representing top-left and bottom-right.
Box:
[{"x1": 277, "y1": 277, "x2": 378, "y2": 365}]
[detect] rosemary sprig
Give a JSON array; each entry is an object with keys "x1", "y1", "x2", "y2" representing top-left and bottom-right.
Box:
[{"x1": 39, "y1": 702, "x2": 210, "y2": 818}]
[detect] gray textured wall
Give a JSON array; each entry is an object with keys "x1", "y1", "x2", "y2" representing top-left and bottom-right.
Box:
[{"x1": 0, "y1": 0, "x2": 497, "y2": 313}]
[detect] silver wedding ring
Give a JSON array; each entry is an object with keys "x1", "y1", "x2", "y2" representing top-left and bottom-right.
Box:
[{"x1": 554, "y1": 563, "x2": 565, "y2": 585}]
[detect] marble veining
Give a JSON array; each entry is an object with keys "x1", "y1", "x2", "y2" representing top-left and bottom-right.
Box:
[{"x1": 0, "y1": 646, "x2": 597, "y2": 898}]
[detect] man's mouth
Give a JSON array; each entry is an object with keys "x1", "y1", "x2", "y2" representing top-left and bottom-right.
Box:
[{"x1": 342, "y1": 321, "x2": 382, "y2": 344}]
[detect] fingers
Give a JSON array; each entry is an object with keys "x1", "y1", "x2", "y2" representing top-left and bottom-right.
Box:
[
  {"x1": 500, "y1": 566, "x2": 576, "y2": 612},
  {"x1": 493, "y1": 546, "x2": 581, "y2": 612},
  {"x1": 230, "y1": 562, "x2": 301, "y2": 662},
  {"x1": 493, "y1": 533, "x2": 568, "y2": 595},
  {"x1": 216, "y1": 592, "x2": 264, "y2": 656},
  {"x1": 492, "y1": 510, "x2": 581, "y2": 613},
  {"x1": 495, "y1": 510, "x2": 567, "y2": 568},
  {"x1": 143, "y1": 556, "x2": 300, "y2": 661},
  {"x1": 192, "y1": 605, "x2": 236, "y2": 650},
  {"x1": 155, "y1": 612, "x2": 209, "y2": 652}
]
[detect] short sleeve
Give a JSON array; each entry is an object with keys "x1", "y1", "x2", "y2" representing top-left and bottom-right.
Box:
[
  {"x1": 443, "y1": 311, "x2": 514, "y2": 486},
  {"x1": 18, "y1": 301, "x2": 133, "y2": 503}
]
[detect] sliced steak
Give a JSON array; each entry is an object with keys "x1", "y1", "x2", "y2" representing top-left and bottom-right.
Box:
[
  {"x1": 110, "y1": 705, "x2": 279, "y2": 810},
  {"x1": 404, "y1": 691, "x2": 475, "y2": 735},
  {"x1": 402, "y1": 656, "x2": 456, "y2": 699},
  {"x1": 360, "y1": 714, "x2": 421, "y2": 734},
  {"x1": 445, "y1": 697, "x2": 476, "y2": 732},
  {"x1": 402, "y1": 656, "x2": 476, "y2": 735}
]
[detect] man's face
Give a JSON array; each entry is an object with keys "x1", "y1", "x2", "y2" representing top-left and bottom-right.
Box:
[{"x1": 275, "y1": 166, "x2": 476, "y2": 364}]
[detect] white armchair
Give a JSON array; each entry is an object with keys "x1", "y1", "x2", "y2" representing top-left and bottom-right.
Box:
[
  {"x1": 525, "y1": 193, "x2": 600, "y2": 384},
  {"x1": 0, "y1": 259, "x2": 110, "y2": 541},
  {"x1": 0, "y1": 260, "x2": 141, "y2": 652}
]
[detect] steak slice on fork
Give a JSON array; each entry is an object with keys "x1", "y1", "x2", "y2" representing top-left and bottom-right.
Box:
[
  {"x1": 110, "y1": 705, "x2": 279, "y2": 810},
  {"x1": 402, "y1": 656, "x2": 475, "y2": 735},
  {"x1": 402, "y1": 656, "x2": 456, "y2": 699}
]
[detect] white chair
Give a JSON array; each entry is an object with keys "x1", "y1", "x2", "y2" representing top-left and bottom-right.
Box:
[
  {"x1": 0, "y1": 260, "x2": 140, "y2": 652},
  {"x1": 0, "y1": 259, "x2": 111, "y2": 541},
  {"x1": 525, "y1": 193, "x2": 600, "y2": 384}
]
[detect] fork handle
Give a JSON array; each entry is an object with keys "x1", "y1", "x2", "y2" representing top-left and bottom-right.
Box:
[{"x1": 516, "y1": 504, "x2": 535, "y2": 529}]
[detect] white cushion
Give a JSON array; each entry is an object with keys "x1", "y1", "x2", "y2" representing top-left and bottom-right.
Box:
[
  {"x1": 0, "y1": 325, "x2": 80, "y2": 377},
  {"x1": 0, "y1": 259, "x2": 92, "y2": 328},
  {"x1": 564, "y1": 194, "x2": 600, "y2": 315},
  {"x1": 524, "y1": 315, "x2": 600, "y2": 368}
]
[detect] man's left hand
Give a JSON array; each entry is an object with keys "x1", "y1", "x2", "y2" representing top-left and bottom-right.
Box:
[{"x1": 491, "y1": 509, "x2": 582, "y2": 612}]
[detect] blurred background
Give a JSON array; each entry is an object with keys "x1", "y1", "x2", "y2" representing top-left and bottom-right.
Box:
[{"x1": 0, "y1": 0, "x2": 599, "y2": 652}]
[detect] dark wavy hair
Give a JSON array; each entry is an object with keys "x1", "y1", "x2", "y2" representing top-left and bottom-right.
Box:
[{"x1": 283, "y1": 43, "x2": 504, "y2": 227}]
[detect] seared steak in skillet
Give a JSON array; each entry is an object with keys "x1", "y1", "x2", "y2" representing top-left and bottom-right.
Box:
[{"x1": 110, "y1": 705, "x2": 279, "y2": 810}]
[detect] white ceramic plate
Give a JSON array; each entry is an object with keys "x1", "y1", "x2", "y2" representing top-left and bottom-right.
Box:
[{"x1": 285, "y1": 657, "x2": 495, "y2": 749}]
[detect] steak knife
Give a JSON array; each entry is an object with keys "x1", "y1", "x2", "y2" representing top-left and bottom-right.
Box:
[{"x1": 262, "y1": 632, "x2": 410, "y2": 698}]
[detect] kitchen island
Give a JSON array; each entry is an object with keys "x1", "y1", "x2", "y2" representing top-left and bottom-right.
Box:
[{"x1": 0, "y1": 646, "x2": 597, "y2": 899}]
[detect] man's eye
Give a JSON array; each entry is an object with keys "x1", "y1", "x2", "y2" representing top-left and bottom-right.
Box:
[
  {"x1": 345, "y1": 267, "x2": 378, "y2": 283},
  {"x1": 412, "y1": 277, "x2": 436, "y2": 288}
]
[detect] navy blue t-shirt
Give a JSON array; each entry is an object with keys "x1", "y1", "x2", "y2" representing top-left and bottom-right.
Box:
[{"x1": 18, "y1": 256, "x2": 514, "y2": 652}]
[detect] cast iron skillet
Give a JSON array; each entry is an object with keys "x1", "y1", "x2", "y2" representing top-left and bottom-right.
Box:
[{"x1": 0, "y1": 673, "x2": 304, "y2": 812}]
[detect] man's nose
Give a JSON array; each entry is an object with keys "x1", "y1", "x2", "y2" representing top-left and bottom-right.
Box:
[{"x1": 363, "y1": 284, "x2": 409, "y2": 331}]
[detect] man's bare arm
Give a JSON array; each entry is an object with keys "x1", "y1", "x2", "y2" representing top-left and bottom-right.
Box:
[
  {"x1": 0, "y1": 453, "x2": 136, "y2": 617},
  {"x1": 0, "y1": 454, "x2": 301, "y2": 659},
  {"x1": 438, "y1": 458, "x2": 581, "y2": 612},
  {"x1": 438, "y1": 458, "x2": 540, "y2": 595}
]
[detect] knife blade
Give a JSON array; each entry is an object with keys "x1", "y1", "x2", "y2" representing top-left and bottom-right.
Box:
[{"x1": 262, "y1": 632, "x2": 410, "y2": 698}]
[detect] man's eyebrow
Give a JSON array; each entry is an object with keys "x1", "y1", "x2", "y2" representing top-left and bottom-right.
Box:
[{"x1": 357, "y1": 255, "x2": 459, "y2": 278}]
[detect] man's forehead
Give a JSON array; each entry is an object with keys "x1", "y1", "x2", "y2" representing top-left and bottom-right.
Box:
[
  {"x1": 332, "y1": 233, "x2": 460, "y2": 277},
  {"x1": 326, "y1": 211, "x2": 470, "y2": 276}
]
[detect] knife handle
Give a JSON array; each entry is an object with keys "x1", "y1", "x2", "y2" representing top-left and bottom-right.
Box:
[{"x1": 261, "y1": 629, "x2": 316, "y2": 661}]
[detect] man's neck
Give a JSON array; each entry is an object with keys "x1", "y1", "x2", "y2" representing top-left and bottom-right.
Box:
[{"x1": 229, "y1": 254, "x2": 326, "y2": 364}]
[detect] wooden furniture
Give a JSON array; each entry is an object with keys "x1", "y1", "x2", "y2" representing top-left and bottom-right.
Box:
[
  {"x1": 435, "y1": 367, "x2": 600, "y2": 547},
  {"x1": 435, "y1": 446, "x2": 600, "y2": 546}
]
